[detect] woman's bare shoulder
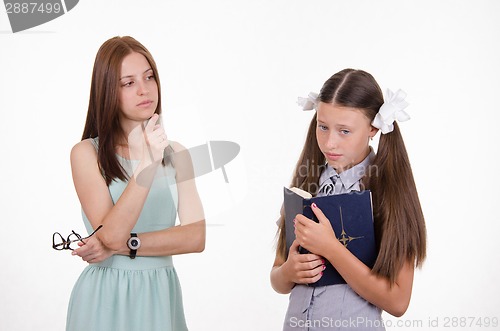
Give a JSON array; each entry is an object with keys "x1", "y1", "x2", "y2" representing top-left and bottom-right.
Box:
[{"x1": 70, "y1": 138, "x2": 98, "y2": 163}]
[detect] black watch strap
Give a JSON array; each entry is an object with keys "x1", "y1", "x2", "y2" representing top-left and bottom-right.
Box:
[{"x1": 128, "y1": 233, "x2": 138, "y2": 259}]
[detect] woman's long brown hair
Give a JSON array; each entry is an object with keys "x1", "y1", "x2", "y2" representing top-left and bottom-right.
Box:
[
  {"x1": 277, "y1": 69, "x2": 426, "y2": 284},
  {"x1": 81, "y1": 36, "x2": 163, "y2": 185}
]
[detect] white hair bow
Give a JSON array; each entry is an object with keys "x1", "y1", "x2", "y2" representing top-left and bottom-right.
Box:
[
  {"x1": 297, "y1": 92, "x2": 319, "y2": 111},
  {"x1": 371, "y1": 89, "x2": 410, "y2": 134}
]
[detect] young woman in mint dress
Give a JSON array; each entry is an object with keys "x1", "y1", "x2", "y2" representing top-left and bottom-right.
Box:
[{"x1": 67, "y1": 36, "x2": 205, "y2": 331}]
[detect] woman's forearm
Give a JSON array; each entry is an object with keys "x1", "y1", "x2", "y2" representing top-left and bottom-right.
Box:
[
  {"x1": 115, "y1": 220, "x2": 206, "y2": 257},
  {"x1": 97, "y1": 163, "x2": 159, "y2": 250}
]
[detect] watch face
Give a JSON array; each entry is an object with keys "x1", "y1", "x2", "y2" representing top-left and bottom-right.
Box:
[{"x1": 128, "y1": 236, "x2": 141, "y2": 249}]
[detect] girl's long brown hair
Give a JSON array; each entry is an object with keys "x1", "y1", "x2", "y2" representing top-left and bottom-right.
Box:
[
  {"x1": 277, "y1": 69, "x2": 426, "y2": 284},
  {"x1": 81, "y1": 36, "x2": 163, "y2": 185}
]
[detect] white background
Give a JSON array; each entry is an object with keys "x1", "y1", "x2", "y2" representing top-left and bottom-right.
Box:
[{"x1": 1, "y1": 1, "x2": 500, "y2": 330}]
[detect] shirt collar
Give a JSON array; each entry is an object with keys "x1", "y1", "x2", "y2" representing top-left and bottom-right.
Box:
[{"x1": 319, "y1": 148, "x2": 375, "y2": 191}]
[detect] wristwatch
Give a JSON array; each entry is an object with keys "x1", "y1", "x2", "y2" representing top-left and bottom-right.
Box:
[{"x1": 127, "y1": 233, "x2": 141, "y2": 259}]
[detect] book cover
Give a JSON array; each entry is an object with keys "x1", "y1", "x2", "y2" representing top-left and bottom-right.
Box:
[{"x1": 283, "y1": 187, "x2": 377, "y2": 287}]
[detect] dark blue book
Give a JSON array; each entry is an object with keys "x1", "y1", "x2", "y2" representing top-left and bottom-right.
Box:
[{"x1": 283, "y1": 187, "x2": 377, "y2": 287}]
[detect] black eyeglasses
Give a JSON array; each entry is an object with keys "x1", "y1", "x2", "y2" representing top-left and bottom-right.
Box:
[{"x1": 52, "y1": 225, "x2": 103, "y2": 251}]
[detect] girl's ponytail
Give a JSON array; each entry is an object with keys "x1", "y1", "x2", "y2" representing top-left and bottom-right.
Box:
[{"x1": 368, "y1": 122, "x2": 427, "y2": 284}]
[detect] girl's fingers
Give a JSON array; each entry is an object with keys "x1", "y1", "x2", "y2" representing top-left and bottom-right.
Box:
[
  {"x1": 298, "y1": 256, "x2": 324, "y2": 270},
  {"x1": 294, "y1": 254, "x2": 325, "y2": 273},
  {"x1": 298, "y1": 264, "x2": 325, "y2": 283},
  {"x1": 289, "y1": 239, "x2": 301, "y2": 254},
  {"x1": 311, "y1": 202, "x2": 331, "y2": 227},
  {"x1": 296, "y1": 253, "x2": 322, "y2": 263},
  {"x1": 308, "y1": 268, "x2": 324, "y2": 284},
  {"x1": 294, "y1": 214, "x2": 312, "y2": 226}
]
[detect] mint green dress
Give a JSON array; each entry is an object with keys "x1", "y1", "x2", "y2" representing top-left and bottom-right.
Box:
[{"x1": 66, "y1": 139, "x2": 187, "y2": 331}]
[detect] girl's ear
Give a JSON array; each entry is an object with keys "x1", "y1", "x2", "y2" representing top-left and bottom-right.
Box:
[{"x1": 369, "y1": 125, "x2": 379, "y2": 139}]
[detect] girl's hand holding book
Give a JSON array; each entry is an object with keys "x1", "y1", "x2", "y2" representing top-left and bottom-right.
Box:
[
  {"x1": 294, "y1": 202, "x2": 338, "y2": 258},
  {"x1": 282, "y1": 240, "x2": 325, "y2": 285}
]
